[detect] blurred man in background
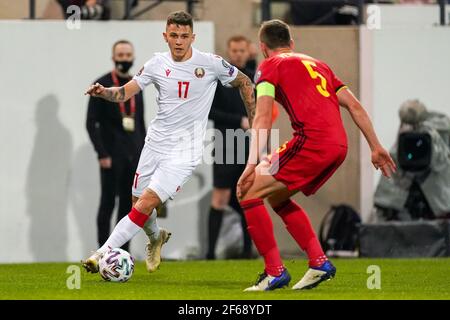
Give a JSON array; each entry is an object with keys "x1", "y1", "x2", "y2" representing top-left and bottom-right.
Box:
[
  {"x1": 86, "y1": 40, "x2": 146, "y2": 252},
  {"x1": 206, "y1": 35, "x2": 254, "y2": 260},
  {"x1": 245, "y1": 41, "x2": 259, "y2": 75}
]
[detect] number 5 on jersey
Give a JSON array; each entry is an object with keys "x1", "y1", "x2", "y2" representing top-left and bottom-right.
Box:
[
  {"x1": 301, "y1": 60, "x2": 330, "y2": 98},
  {"x1": 178, "y1": 81, "x2": 190, "y2": 99}
]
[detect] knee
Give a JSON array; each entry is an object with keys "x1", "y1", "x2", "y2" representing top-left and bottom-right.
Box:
[
  {"x1": 239, "y1": 187, "x2": 270, "y2": 202},
  {"x1": 238, "y1": 162, "x2": 274, "y2": 202},
  {"x1": 134, "y1": 190, "x2": 161, "y2": 215},
  {"x1": 239, "y1": 193, "x2": 264, "y2": 204},
  {"x1": 132, "y1": 196, "x2": 139, "y2": 207},
  {"x1": 135, "y1": 198, "x2": 156, "y2": 215},
  {"x1": 240, "y1": 192, "x2": 257, "y2": 202}
]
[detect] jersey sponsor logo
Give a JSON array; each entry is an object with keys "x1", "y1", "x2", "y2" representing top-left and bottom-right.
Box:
[
  {"x1": 136, "y1": 66, "x2": 144, "y2": 76},
  {"x1": 165, "y1": 69, "x2": 171, "y2": 77},
  {"x1": 194, "y1": 67, "x2": 205, "y2": 78}
]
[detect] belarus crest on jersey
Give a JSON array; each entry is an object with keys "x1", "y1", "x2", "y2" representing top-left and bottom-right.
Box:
[{"x1": 194, "y1": 67, "x2": 205, "y2": 78}]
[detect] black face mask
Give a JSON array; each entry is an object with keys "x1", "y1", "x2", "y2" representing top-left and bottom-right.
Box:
[{"x1": 115, "y1": 60, "x2": 133, "y2": 73}]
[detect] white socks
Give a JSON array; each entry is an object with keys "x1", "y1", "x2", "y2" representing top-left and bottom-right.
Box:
[
  {"x1": 98, "y1": 215, "x2": 142, "y2": 254},
  {"x1": 96, "y1": 208, "x2": 160, "y2": 255},
  {"x1": 143, "y1": 209, "x2": 160, "y2": 241}
]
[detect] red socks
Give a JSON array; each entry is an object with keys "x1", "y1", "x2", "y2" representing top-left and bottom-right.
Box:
[
  {"x1": 238, "y1": 197, "x2": 327, "y2": 271},
  {"x1": 128, "y1": 207, "x2": 149, "y2": 227},
  {"x1": 240, "y1": 199, "x2": 284, "y2": 276},
  {"x1": 273, "y1": 199, "x2": 327, "y2": 268}
]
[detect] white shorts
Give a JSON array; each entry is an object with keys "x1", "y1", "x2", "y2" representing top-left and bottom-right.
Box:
[{"x1": 132, "y1": 143, "x2": 199, "y2": 203}]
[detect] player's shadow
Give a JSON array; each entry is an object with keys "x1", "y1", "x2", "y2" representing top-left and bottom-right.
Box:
[
  {"x1": 25, "y1": 95, "x2": 73, "y2": 262},
  {"x1": 69, "y1": 143, "x2": 99, "y2": 255}
]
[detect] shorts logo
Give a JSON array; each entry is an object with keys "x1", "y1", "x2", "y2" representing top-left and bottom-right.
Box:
[
  {"x1": 176, "y1": 186, "x2": 181, "y2": 192},
  {"x1": 194, "y1": 67, "x2": 205, "y2": 78},
  {"x1": 276, "y1": 141, "x2": 288, "y2": 154}
]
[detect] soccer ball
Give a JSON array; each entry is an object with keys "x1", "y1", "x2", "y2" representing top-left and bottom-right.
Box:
[{"x1": 99, "y1": 248, "x2": 135, "y2": 282}]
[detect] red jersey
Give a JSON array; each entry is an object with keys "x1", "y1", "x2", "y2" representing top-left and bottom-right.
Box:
[{"x1": 256, "y1": 52, "x2": 348, "y2": 147}]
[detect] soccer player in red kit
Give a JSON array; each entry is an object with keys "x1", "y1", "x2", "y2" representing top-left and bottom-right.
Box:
[{"x1": 237, "y1": 20, "x2": 396, "y2": 291}]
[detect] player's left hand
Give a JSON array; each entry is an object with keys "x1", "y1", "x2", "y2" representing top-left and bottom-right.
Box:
[
  {"x1": 371, "y1": 147, "x2": 397, "y2": 178},
  {"x1": 236, "y1": 164, "x2": 256, "y2": 199}
]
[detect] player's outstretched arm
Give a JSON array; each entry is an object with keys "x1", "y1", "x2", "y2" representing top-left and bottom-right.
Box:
[
  {"x1": 337, "y1": 88, "x2": 397, "y2": 178},
  {"x1": 85, "y1": 79, "x2": 141, "y2": 103},
  {"x1": 230, "y1": 70, "x2": 256, "y2": 125}
]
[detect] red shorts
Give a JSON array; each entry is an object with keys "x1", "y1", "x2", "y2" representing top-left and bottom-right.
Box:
[{"x1": 268, "y1": 136, "x2": 347, "y2": 196}]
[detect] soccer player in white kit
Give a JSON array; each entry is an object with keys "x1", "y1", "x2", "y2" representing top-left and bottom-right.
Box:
[{"x1": 82, "y1": 11, "x2": 256, "y2": 274}]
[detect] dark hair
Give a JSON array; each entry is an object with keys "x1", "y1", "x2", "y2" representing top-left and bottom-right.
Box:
[
  {"x1": 166, "y1": 11, "x2": 193, "y2": 30},
  {"x1": 259, "y1": 19, "x2": 291, "y2": 50},
  {"x1": 227, "y1": 35, "x2": 249, "y2": 47},
  {"x1": 112, "y1": 39, "x2": 133, "y2": 54}
]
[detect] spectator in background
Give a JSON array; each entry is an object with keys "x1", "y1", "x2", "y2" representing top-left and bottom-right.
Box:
[
  {"x1": 206, "y1": 35, "x2": 255, "y2": 260},
  {"x1": 58, "y1": 0, "x2": 111, "y2": 20},
  {"x1": 245, "y1": 41, "x2": 259, "y2": 75},
  {"x1": 86, "y1": 40, "x2": 146, "y2": 251}
]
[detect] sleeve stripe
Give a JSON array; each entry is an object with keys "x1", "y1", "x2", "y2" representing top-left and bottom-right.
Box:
[
  {"x1": 335, "y1": 85, "x2": 348, "y2": 94},
  {"x1": 256, "y1": 82, "x2": 275, "y2": 98}
]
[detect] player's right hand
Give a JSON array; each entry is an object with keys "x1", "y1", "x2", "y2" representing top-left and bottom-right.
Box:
[
  {"x1": 372, "y1": 147, "x2": 397, "y2": 178},
  {"x1": 236, "y1": 164, "x2": 256, "y2": 199},
  {"x1": 85, "y1": 82, "x2": 105, "y2": 97}
]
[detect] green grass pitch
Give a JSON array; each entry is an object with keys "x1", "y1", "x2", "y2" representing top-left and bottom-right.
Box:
[{"x1": 1, "y1": 258, "x2": 449, "y2": 300}]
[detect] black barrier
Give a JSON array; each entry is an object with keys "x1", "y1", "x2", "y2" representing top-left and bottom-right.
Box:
[
  {"x1": 439, "y1": 0, "x2": 447, "y2": 25},
  {"x1": 260, "y1": 0, "x2": 448, "y2": 26},
  {"x1": 29, "y1": 0, "x2": 35, "y2": 19},
  {"x1": 359, "y1": 220, "x2": 450, "y2": 258}
]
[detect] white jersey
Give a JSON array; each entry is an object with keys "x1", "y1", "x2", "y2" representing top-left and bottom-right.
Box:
[{"x1": 133, "y1": 47, "x2": 238, "y2": 162}]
